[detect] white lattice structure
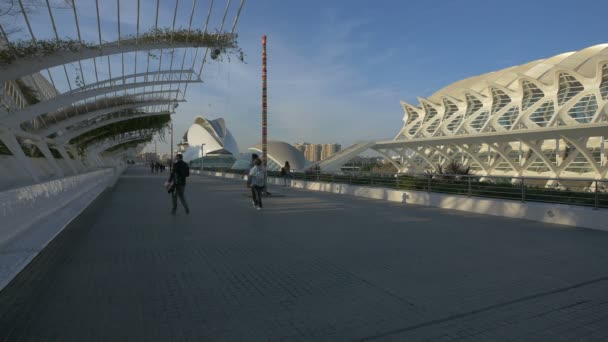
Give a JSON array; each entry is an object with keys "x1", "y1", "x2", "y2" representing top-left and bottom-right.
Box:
[
  {"x1": 0, "y1": 0, "x2": 246, "y2": 188},
  {"x1": 368, "y1": 44, "x2": 608, "y2": 184}
]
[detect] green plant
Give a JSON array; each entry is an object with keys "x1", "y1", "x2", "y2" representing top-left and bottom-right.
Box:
[
  {"x1": 0, "y1": 27, "x2": 243, "y2": 65},
  {"x1": 0, "y1": 38, "x2": 97, "y2": 65},
  {"x1": 70, "y1": 114, "x2": 171, "y2": 152},
  {"x1": 105, "y1": 138, "x2": 151, "y2": 153}
]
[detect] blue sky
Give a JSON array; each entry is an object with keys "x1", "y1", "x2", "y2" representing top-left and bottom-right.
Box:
[{"x1": 6, "y1": 0, "x2": 608, "y2": 153}]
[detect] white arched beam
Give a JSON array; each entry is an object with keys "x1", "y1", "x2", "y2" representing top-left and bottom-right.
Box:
[
  {"x1": 37, "y1": 99, "x2": 179, "y2": 137},
  {"x1": 559, "y1": 135, "x2": 602, "y2": 176},
  {"x1": 2, "y1": 75, "x2": 198, "y2": 127},
  {"x1": 409, "y1": 147, "x2": 438, "y2": 171},
  {"x1": 88, "y1": 134, "x2": 153, "y2": 155},
  {"x1": 518, "y1": 140, "x2": 559, "y2": 177},
  {"x1": 452, "y1": 144, "x2": 491, "y2": 175},
  {"x1": 57, "y1": 111, "x2": 170, "y2": 143},
  {"x1": 65, "y1": 69, "x2": 197, "y2": 94},
  {"x1": 484, "y1": 142, "x2": 521, "y2": 175},
  {"x1": 29, "y1": 89, "x2": 179, "y2": 130},
  {"x1": 372, "y1": 148, "x2": 404, "y2": 172},
  {"x1": 0, "y1": 37, "x2": 230, "y2": 84}
]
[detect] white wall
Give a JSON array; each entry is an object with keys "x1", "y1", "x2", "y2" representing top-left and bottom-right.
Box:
[
  {"x1": 0, "y1": 167, "x2": 124, "y2": 290},
  {"x1": 202, "y1": 171, "x2": 608, "y2": 232}
]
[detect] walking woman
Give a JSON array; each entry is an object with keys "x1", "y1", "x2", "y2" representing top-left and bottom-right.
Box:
[
  {"x1": 280, "y1": 161, "x2": 291, "y2": 186},
  {"x1": 248, "y1": 158, "x2": 266, "y2": 210}
]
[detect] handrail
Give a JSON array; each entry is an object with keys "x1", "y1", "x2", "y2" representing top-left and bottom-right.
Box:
[{"x1": 197, "y1": 167, "x2": 608, "y2": 209}]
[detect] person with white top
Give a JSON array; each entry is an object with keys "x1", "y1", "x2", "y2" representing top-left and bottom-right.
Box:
[{"x1": 248, "y1": 158, "x2": 266, "y2": 210}]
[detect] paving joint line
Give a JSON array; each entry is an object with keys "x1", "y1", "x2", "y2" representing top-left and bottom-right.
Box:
[{"x1": 360, "y1": 274, "x2": 608, "y2": 341}]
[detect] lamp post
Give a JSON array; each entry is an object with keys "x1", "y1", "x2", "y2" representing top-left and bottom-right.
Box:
[
  {"x1": 200, "y1": 143, "x2": 205, "y2": 172},
  {"x1": 169, "y1": 122, "x2": 174, "y2": 173}
]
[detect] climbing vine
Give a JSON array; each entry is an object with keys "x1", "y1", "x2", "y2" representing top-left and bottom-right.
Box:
[
  {"x1": 105, "y1": 138, "x2": 152, "y2": 153},
  {"x1": 0, "y1": 39, "x2": 97, "y2": 65},
  {"x1": 0, "y1": 27, "x2": 243, "y2": 65},
  {"x1": 70, "y1": 114, "x2": 171, "y2": 155}
]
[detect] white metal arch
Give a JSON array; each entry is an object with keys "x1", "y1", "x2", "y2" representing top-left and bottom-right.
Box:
[
  {"x1": 37, "y1": 99, "x2": 178, "y2": 137},
  {"x1": 0, "y1": 38, "x2": 230, "y2": 84},
  {"x1": 88, "y1": 134, "x2": 153, "y2": 155},
  {"x1": 65, "y1": 69, "x2": 197, "y2": 94},
  {"x1": 57, "y1": 111, "x2": 170, "y2": 143},
  {"x1": 2, "y1": 76, "x2": 198, "y2": 127}
]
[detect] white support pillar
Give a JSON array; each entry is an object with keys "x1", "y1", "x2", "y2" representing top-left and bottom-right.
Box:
[
  {"x1": 601, "y1": 137, "x2": 605, "y2": 168},
  {"x1": 0, "y1": 129, "x2": 40, "y2": 182},
  {"x1": 556, "y1": 138, "x2": 562, "y2": 166},
  {"x1": 55, "y1": 145, "x2": 79, "y2": 175},
  {"x1": 35, "y1": 141, "x2": 64, "y2": 178},
  {"x1": 518, "y1": 141, "x2": 522, "y2": 166}
]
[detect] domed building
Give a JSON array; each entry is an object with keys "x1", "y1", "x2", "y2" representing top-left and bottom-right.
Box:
[
  {"x1": 232, "y1": 141, "x2": 309, "y2": 171},
  {"x1": 366, "y1": 43, "x2": 608, "y2": 184}
]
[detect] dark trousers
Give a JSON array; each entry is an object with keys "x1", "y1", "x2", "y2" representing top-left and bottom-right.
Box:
[
  {"x1": 251, "y1": 185, "x2": 263, "y2": 208},
  {"x1": 172, "y1": 184, "x2": 189, "y2": 211}
]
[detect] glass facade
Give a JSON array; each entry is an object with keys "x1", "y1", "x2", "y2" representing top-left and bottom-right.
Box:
[
  {"x1": 491, "y1": 88, "x2": 510, "y2": 115},
  {"x1": 568, "y1": 94, "x2": 597, "y2": 124},
  {"x1": 465, "y1": 93, "x2": 482, "y2": 118},
  {"x1": 529, "y1": 101, "x2": 555, "y2": 127},
  {"x1": 497, "y1": 107, "x2": 519, "y2": 130},
  {"x1": 557, "y1": 73, "x2": 584, "y2": 106},
  {"x1": 521, "y1": 81, "x2": 544, "y2": 110}
]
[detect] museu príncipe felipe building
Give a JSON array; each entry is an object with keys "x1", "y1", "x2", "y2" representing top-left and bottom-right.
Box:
[{"x1": 358, "y1": 44, "x2": 608, "y2": 185}]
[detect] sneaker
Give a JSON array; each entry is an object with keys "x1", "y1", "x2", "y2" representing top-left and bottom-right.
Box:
[
  {"x1": 252, "y1": 201, "x2": 257, "y2": 208},
  {"x1": 256, "y1": 206, "x2": 261, "y2": 210},
  {"x1": 185, "y1": 208, "x2": 190, "y2": 214}
]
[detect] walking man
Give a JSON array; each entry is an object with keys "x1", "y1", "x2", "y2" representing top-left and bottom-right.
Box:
[{"x1": 169, "y1": 154, "x2": 190, "y2": 215}]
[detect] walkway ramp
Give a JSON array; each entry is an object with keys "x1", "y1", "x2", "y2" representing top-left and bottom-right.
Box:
[
  {"x1": 313, "y1": 141, "x2": 377, "y2": 171},
  {"x1": 1, "y1": 167, "x2": 608, "y2": 341}
]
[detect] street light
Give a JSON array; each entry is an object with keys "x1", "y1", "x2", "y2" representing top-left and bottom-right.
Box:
[{"x1": 200, "y1": 143, "x2": 205, "y2": 172}]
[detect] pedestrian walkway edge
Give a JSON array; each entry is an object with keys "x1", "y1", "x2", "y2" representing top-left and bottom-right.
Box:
[{"x1": 201, "y1": 171, "x2": 608, "y2": 232}]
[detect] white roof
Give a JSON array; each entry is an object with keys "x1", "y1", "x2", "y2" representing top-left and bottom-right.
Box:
[
  {"x1": 421, "y1": 44, "x2": 608, "y2": 104},
  {"x1": 248, "y1": 141, "x2": 308, "y2": 170}
]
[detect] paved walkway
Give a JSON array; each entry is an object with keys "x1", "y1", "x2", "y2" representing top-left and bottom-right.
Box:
[{"x1": 1, "y1": 167, "x2": 608, "y2": 341}]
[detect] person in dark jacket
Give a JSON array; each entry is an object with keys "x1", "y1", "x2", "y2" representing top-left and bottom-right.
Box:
[{"x1": 169, "y1": 154, "x2": 190, "y2": 215}]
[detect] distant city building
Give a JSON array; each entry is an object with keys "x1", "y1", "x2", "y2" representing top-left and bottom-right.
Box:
[
  {"x1": 305, "y1": 144, "x2": 322, "y2": 163},
  {"x1": 322, "y1": 143, "x2": 341, "y2": 160},
  {"x1": 294, "y1": 142, "x2": 341, "y2": 163}
]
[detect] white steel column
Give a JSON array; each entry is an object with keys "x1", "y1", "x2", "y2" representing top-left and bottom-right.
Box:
[
  {"x1": 0, "y1": 130, "x2": 40, "y2": 182},
  {"x1": 34, "y1": 141, "x2": 64, "y2": 177},
  {"x1": 55, "y1": 145, "x2": 79, "y2": 175},
  {"x1": 601, "y1": 136, "x2": 606, "y2": 168}
]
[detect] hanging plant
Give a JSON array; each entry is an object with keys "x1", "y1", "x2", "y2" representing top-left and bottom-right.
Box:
[
  {"x1": 70, "y1": 114, "x2": 171, "y2": 150},
  {"x1": 0, "y1": 38, "x2": 97, "y2": 65},
  {"x1": 0, "y1": 27, "x2": 244, "y2": 65},
  {"x1": 138, "y1": 27, "x2": 245, "y2": 63},
  {"x1": 105, "y1": 138, "x2": 152, "y2": 153}
]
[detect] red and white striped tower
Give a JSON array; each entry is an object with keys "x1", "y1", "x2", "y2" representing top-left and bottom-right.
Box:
[{"x1": 262, "y1": 35, "x2": 268, "y2": 170}]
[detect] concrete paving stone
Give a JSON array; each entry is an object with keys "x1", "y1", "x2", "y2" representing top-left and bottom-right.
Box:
[{"x1": 1, "y1": 167, "x2": 608, "y2": 341}]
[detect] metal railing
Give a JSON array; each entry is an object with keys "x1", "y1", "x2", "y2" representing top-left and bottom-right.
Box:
[{"x1": 197, "y1": 167, "x2": 608, "y2": 209}]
